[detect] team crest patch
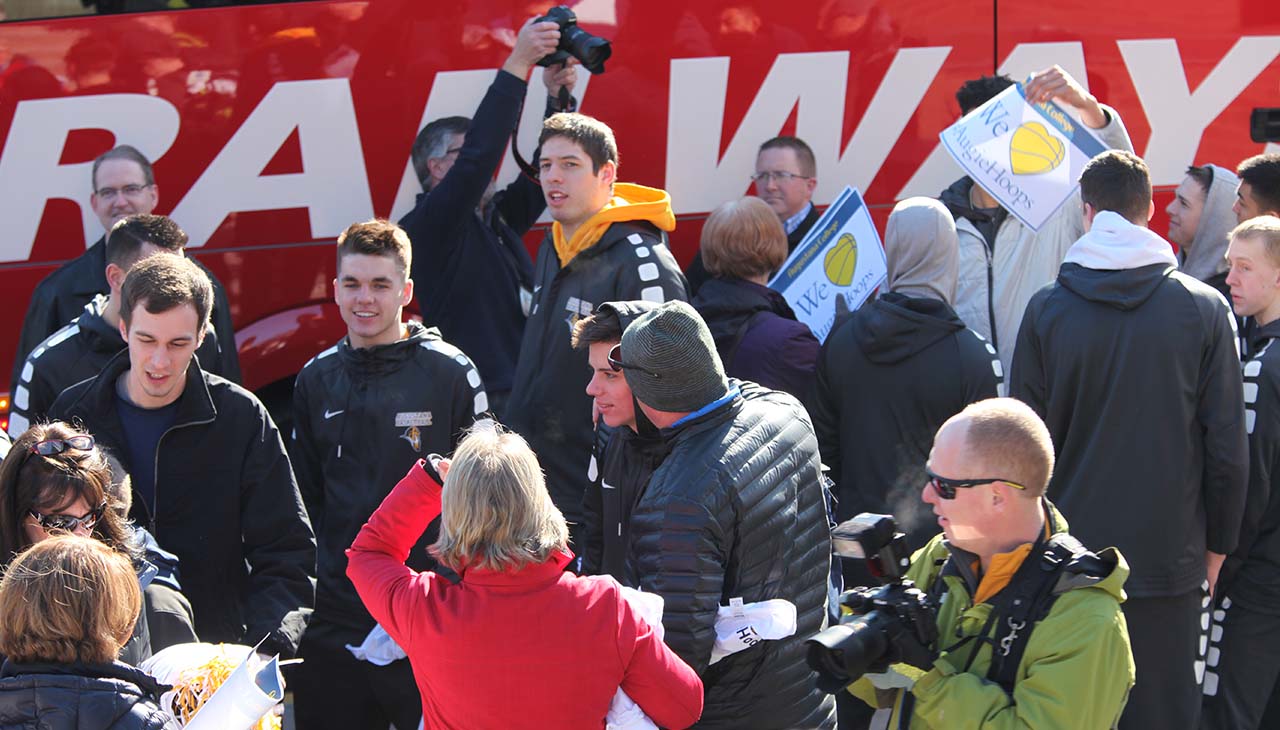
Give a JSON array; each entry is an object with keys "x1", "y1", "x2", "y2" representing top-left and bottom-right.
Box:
[
  {"x1": 400, "y1": 425, "x2": 423, "y2": 452},
  {"x1": 396, "y1": 411, "x2": 433, "y2": 427},
  {"x1": 564, "y1": 296, "x2": 595, "y2": 334}
]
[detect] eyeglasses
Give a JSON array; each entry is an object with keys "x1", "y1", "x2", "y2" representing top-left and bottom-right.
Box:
[
  {"x1": 607, "y1": 343, "x2": 661, "y2": 379},
  {"x1": 28, "y1": 502, "x2": 107, "y2": 534},
  {"x1": 750, "y1": 171, "x2": 810, "y2": 185},
  {"x1": 925, "y1": 468, "x2": 1027, "y2": 499},
  {"x1": 28, "y1": 435, "x2": 96, "y2": 457},
  {"x1": 94, "y1": 184, "x2": 153, "y2": 201}
]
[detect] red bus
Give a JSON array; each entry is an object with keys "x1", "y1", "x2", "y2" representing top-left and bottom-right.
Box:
[{"x1": 1, "y1": 0, "x2": 1277, "y2": 426}]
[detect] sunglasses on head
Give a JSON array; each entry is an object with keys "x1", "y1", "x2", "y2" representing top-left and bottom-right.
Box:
[
  {"x1": 607, "y1": 343, "x2": 661, "y2": 379},
  {"x1": 28, "y1": 434, "x2": 96, "y2": 457},
  {"x1": 28, "y1": 502, "x2": 107, "y2": 533},
  {"x1": 925, "y1": 468, "x2": 1027, "y2": 499}
]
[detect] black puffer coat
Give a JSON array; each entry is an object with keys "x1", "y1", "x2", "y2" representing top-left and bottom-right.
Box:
[
  {"x1": 0, "y1": 660, "x2": 180, "y2": 730},
  {"x1": 627, "y1": 384, "x2": 836, "y2": 729}
]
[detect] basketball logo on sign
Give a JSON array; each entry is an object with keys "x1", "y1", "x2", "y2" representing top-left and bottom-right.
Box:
[
  {"x1": 824, "y1": 233, "x2": 858, "y2": 286},
  {"x1": 1010, "y1": 122, "x2": 1066, "y2": 175}
]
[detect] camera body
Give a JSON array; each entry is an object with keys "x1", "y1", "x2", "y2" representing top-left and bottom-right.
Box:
[
  {"x1": 805, "y1": 514, "x2": 939, "y2": 693},
  {"x1": 535, "y1": 6, "x2": 612, "y2": 75}
]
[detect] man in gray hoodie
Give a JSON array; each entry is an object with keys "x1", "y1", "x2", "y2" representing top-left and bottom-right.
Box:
[{"x1": 1167, "y1": 164, "x2": 1241, "y2": 300}]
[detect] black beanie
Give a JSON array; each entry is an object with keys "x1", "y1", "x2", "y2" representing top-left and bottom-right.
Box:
[{"x1": 619, "y1": 301, "x2": 729, "y2": 412}]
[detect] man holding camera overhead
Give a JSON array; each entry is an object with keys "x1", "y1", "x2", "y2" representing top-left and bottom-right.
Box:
[{"x1": 841, "y1": 398, "x2": 1134, "y2": 729}]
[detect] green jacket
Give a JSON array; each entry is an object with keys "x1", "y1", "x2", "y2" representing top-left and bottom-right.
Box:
[{"x1": 851, "y1": 510, "x2": 1135, "y2": 729}]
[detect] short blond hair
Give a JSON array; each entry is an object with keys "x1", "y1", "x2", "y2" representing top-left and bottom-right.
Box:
[
  {"x1": 0, "y1": 535, "x2": 140, "y2": 664},
  {"x1": 1231, "y1": 216, "x2": 1280, "y2": 268},
  {"x1": 957, "y1": 398, "x2": 1055, "y2": 496},
  {"x1": 431, "y1": 423, "x2": 568, "y2": 572},
  {"x1": 701, "y1": 197, "x2": 789, "y2": 280}
]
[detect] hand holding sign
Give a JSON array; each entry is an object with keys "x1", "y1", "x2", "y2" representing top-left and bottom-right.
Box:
[{"x1": 1024, "y1": 65, "x2": 1106, "y2": 129}]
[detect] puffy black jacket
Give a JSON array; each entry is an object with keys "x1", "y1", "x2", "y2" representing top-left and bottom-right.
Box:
[
  {"x1": 810, "y1": 292, "x2": 999, "y2": 557},
  {"x1": 10, "y1": 236, "x2": 240, "y2": 392},
  {"x1": 0, "y1": 661, "x2": 179, "y2": 730},
  {"x1": 49, "y1": 353, "x2": 316, "y2": 657},
  {"x1": 7, "y1": 294, "x2": 228, "y2": 438},
  {"x1": 627, "y1": 384, "x2": 835, "y2": 729},
  {"x1": 1010, "y1": 262, "x2": 1247, "y2": 597},
  {"x1": 506, "y1": 223, "x2": 686, "y2": 526},
  {"x1": 291, "y1": 322, "x2": 485, "y2": 637}
]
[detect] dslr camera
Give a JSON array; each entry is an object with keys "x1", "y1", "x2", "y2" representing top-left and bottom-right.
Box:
[
  {"x1": 805, "y1": 514, "x2": 939, "y2": 693},
  {"x1": 535, "y1": 6, "x2": 612, "y2": 75}
]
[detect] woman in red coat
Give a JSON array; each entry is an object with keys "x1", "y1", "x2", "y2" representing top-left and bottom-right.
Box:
[{"x1": 347, "y1": 422, "x2": 704, "y2": 730}]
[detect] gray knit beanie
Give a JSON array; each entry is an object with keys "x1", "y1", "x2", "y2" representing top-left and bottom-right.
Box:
[{"x1": 619, "y1": 300, "x2": 729, "y2": 412}]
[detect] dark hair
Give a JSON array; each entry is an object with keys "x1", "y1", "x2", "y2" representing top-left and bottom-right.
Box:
[
  {"x1": 1185, "y1": 165, "x2": 1213, "y2": 194},
  {"x1": 539, "y1": 113, "x2": 618, "y2": 173},
  {"x1": 92, "y1": 145, "x2": 155, "y2": 191},
  {"x1": 0, "y1": 421, "x2": 133, "y2": 566},
  {"x1": 336, "y1": 219, "x2": 412, "y2": 279},
  {"x1": 106, "y1": 214, "x2": 187, "y2": 269},
  {"x1": 956, "y1": 75, "x2": 1015, "y2": 115},
  {"x1": 411, "y1": 116, "x2": 470, "y2": 189},
  {"x1": 758, "y1": 136, "x2": 817, "y2": 178},
  {"x1": 1238, "y1": 153, "x2": 1280, "y2": 214},
  {"x1": 120, "y1": 254, "x2": 213, "y2": 333},
  {"x1": 1079, "y1": 150, "x2": 1152, "y2": 224},
  {"x1": 571, "y1": 308, "x2": 623, "y2": 349}
]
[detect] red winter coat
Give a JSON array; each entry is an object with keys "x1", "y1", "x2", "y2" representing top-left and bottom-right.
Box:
[{"x1": 347, "y1": 461, "x2": 704, "y2": 730}]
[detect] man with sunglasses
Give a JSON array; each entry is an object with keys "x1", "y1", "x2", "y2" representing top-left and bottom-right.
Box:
[
  {"x1": 618, "y1": 300, "x2": 835, "y2": 729},
  {"x1": 684, "y1": 136, "x2": 821, "y2": 295},
  {"x1": 848, "y1": 397, "x2": 1134, "y2": 728},
  {"x1": 11, "y1": 145, "x2": 240, "y2": 395},
  {"x1": 49, "y1": 254, "x2": 315, "y2": 661}
]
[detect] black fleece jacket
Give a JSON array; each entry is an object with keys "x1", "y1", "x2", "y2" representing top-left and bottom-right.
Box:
[{"x1": 1010, "y1": 262, "x2": 1247, "y2": 597}]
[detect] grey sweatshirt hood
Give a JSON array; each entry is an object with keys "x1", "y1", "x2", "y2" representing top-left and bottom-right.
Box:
[
  {"x1": 1179, "y1": 164, "x2": 1240, "y2": 282},
  {"x1": 884, "y1": 197, "x2": 958, "y2": 305}
]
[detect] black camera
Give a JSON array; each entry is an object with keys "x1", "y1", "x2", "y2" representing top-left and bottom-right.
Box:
[
  {"x1": 805, "y1": 514, "x2": 939, "y2": 693},
  {"x1": 535, "y1": 6, "x2": 612, "y2": 75}
]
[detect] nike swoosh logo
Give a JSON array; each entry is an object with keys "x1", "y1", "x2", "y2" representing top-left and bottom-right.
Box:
[{"x1": 324, "y1": 409, "x2": 344, "y2": 420}]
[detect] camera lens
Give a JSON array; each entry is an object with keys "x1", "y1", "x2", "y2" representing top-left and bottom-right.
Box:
[
  {"x1": 562, "y1": 26, "x2": 612, "y2": 74},
  {"x1": 805, "y1": 610, "x2": 891, "y2": 690}
]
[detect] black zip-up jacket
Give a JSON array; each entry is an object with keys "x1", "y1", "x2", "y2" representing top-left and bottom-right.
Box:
[
  {"x1": 7, "y1": 294, "x2": 227, "y2": 437},
  {"x1": 399, "y1": 70, "x2": 551, "y2": 400},
  {"x1": 627, "y1": 385, "x2": 835, "y2": 730},
  {"x1": 49, "y1": 352, "x2": 315, "y2": 657},
  {"x1": 1010, "y1": 262, "x2": 1247, "y2": 597},
  {"x1": 810, "y1": 292, "x2": 1000, "y2": 559},
  {"x1": 10, "y1": 236, "x2": 240, "y2": 392},
  {"x1": 0, "y1": 661, "x2": 179, "y2": 730},
  {"x1": 291, "y1": 322, "x2": 485, "y2": 638},
  {"x1": 684, "y1": 204, "x2": 821, "y2": 296},
  {"x1": 1223, "y1": 319, "x2": 1280, "y2": 614},
  {"x1": 505, "y1": 223, "x2": 686, "y2": 526}
]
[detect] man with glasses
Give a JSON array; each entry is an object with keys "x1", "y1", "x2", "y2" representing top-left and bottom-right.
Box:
[
  {"x1": 400, "y1": 17, "x2": 577, "y2": 416},
  {"x1": 847, "y1": 397, "x2": 1135, "y2": 729},
  {"x1": 685, "y1": 136, "x2": 821, "y2": 295},
  {"x1": 10, "y1": 145, "x2": 240, "y2": 396},
  {"x1": 1009, "y1": 150, "x2": 1247, "y2": 730}
]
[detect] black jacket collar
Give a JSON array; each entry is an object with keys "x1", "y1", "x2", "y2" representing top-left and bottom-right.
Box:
[{"x1": 69, "y1": 349, "x2": 218, "y2": 429}]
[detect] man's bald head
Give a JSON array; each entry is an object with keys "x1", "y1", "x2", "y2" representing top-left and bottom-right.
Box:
[{"x1": 942, "y1": 398, "x2": 1055, "y2": 497}]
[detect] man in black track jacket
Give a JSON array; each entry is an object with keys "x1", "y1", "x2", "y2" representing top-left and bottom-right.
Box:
[
  {"x1": 50, "y1": 255, "x2": 315, "y2": 660},
  {"x1": 11, "y1": 145, "x2": 239, "y2": 393},
  {"x1": 1009, "y1": 151, "x2": 1247, "y2": 730},
  {"x1": 290, "y1": 221, "x2": 486, "y2": 730},
  {"x1": 619, "y1": 301, "x2": 835, "y2": 730},
  {"x1": 811, "y1": 197, "x2": 1000, "y2": 566},
  {"x1": 505, "y1": 113, "x2": 687, "y2": 552},
  {"x1": 8, "y1": 216, "x2": 228, "y2": 437},
  {"x1": 1202, "y1": 217, "x2": 1280, "y2": 730},
  {"x1": 399, "y1": 17, "x2": 577, "y2": 414}
]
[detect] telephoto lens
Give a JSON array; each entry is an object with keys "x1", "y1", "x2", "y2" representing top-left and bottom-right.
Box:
[{"x1": 535, "y1": 5, "x2": 613, "y2": 74}]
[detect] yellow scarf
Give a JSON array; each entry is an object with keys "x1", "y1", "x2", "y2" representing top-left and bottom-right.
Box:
[{"x1": 552, "y1": 183, "x2": 676, "y2": 266}]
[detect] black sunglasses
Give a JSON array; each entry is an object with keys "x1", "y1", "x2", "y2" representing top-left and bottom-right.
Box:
[
  {"x1": 28, "y1": 434, "x2": 96, "y2": 457},
  {"x1": 607, "y1": 344, "x2": 661, "y2": 379},
  {"x1": 28, "y1": 502, "x2": 107, "y2": 533},
  {"x1": 925, "y1": 468, "x2": 1027, "y2": 500}
]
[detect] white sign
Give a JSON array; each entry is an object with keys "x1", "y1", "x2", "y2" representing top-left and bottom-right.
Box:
[
  {"x1": 769, "y1": 187, "x2": 887, "y2": 343},
  {"x1": 939, "y1": 82, "x2": 1107, "y2": 231}
]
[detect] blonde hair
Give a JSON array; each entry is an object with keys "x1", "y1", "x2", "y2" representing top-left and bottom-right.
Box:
[
  {"x1": 957, "y1": 398, "x2": 1055, "y2": 497},
  {"x1": 1231, "y1": 216, "x2": 1280, "y2": 268},
  {"x1": 701, "y1": 197, "x2": 789, "y2": 280},
  {"x1": 431, "y1": 423, "x2": 568, "y2": 572},
  {"x1": 0, "y1": 535, "x2": 140, "y2": 664}
]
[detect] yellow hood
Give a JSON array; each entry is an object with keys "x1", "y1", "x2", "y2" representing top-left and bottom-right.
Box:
[{"x1": 553, "y1": 183, "x2": 676, "y2": 266}]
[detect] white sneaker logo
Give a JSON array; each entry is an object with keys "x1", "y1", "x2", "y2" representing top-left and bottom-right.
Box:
[{"x1": 324, "y1": 409, "x2": 345, "y2": 420}]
